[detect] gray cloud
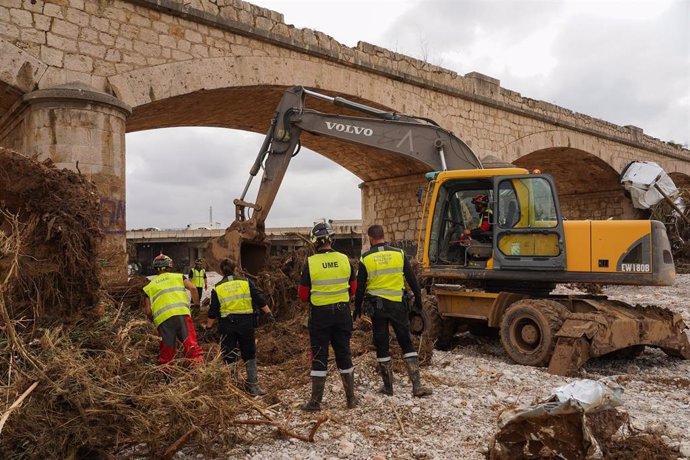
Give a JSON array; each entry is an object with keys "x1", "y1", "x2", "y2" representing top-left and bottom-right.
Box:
[
  {"x1": 381, "y1": 0, "x2": 689, "y2": 145},
  {"x1": 383, "y1": 0, "x2": 564, "y2": 52},
  {"x1": 536, "y1": 1, "x2": 689, "y2": 144}
]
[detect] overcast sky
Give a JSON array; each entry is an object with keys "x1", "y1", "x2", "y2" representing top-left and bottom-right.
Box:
[{"x1": 126, "y1": 0, "x2": 689, "y2": 230}]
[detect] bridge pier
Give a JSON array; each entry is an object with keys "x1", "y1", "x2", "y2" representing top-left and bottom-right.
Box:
[
  {"x1": 360, "y1": 174, "x2": 427, "y2": 254},
  {"x1": 0, "y1": 82, "x2": 131, "y2": 284}
]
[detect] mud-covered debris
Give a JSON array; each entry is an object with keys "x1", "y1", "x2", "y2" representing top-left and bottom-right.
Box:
[
  {"x1": 489, "y1": 380, "x2": 626, "y2": 459},
  {"x1": 0, "y1": 147, "x2": 102, "y2": 321}
]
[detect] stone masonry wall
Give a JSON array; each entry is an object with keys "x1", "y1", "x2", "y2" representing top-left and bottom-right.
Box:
[
  {"x1": 0, "y1": 0, "x2": 687, "y2": 165},
  {"x1": 560, "y1": 190, "x2": 642, "y2": 221},
  {"x1": 360, "y1": 174, "x2": 427, "y2": 255}
]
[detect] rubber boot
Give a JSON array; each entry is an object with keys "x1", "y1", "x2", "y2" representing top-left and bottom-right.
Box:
[
  {"x1": 340, "y1": 371, "x2": 359, "y2": 409},
  {"x1": 403, "y1": 356, "x2": 433, "y2": 397},
  {"x1": 301, "y1": 376, "x2": 326, "y2": 412},
  {"x1": 244, "y1": 359, "x2": 266, "y2": 396},
  {"x1": 377, "y1": 360, "x2": 394, "y2": 396}
]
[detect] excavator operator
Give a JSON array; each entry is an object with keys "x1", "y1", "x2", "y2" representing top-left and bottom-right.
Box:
[{"x1": 464, "y1": 194, "x2": 493, "y2": 242}]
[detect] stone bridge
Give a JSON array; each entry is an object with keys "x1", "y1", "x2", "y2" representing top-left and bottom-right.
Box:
[{"x1": 1, "y1": 0, "x2": 689, "y2": 281}]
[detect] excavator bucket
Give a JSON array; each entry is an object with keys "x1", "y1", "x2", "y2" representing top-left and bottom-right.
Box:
[
  {"x1": 548, "y1": 299, "x2": 690, "y2": 376},
  {"x1": 206, "y1": 226, "x2": 270, "y2": 275}
]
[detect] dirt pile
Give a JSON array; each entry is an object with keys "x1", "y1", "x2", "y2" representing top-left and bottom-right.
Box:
[
  {"x1": 250, "y1": 247, "x2": 310, "y2": 320},
  {"x1": 0, "y1": 148, "x2": 101, "y2": 320},
  {"x1": 488, "y1": 377, "x2": 680, "y2": 460}
]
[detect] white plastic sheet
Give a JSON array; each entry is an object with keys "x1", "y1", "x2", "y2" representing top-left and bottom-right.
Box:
[
  {"x1": 554, "y1": 379, "x2": 624, "y2": 412},
  {"x1": 498, "y1": 379, "x2": 624, "y2": 428}
]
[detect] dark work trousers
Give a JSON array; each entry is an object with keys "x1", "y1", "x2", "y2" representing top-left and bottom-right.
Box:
[
  {"x1": 371, "y1": 298, "x2": 417, "y2": 361},
  {"x1": 218, "y1": 314, "x2": 256, "y2": 364},
  {"x1": 196, "y1": 287, "x2": 204, "y2": 302},
  {"x1": 308, "y1": 302, "x2": 354, "y2": 376}
]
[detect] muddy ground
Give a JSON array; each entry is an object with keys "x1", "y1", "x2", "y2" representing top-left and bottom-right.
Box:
[{"x1": 180, "y1": 274, "x2": 690, "y2": 460}]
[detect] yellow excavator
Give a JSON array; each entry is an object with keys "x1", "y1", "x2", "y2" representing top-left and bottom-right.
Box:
[{"x1": 208, "y1": 86, "x2": 689, "y2": 375}]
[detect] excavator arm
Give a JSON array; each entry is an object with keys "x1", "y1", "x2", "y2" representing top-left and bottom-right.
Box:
[{"x1": 209, "y1": 86, "x2": 482, "y2": 273}]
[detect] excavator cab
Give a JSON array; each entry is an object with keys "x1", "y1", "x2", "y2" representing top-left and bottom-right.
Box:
[
  {"x1": 424, "y1": 168, "x2": 566, "y2": 272},
  {"x1": 492, "y1": 174, "x2": 566, "y2": 271}
]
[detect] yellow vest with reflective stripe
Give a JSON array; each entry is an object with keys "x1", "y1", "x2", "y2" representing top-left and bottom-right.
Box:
[
  {"x1": 191, "y1": 268, "x2": 205, "y2": 288},
  {"x1": 143, "y1": 272, "x2": 190, "y2": 327},
  {"x1": 216, "y1": 278, "x2": 253, "y2": 316},
  {"x1": 308, "y1": 251, "x2": 351, "y2": 306},
  {"x1": 361, "y1": 247, "x2": 405, "y2": 301}
]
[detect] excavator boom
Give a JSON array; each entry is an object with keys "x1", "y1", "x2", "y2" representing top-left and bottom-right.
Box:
[{"x1": 208, "y1": 86, "x2": 481, "y2": 273}]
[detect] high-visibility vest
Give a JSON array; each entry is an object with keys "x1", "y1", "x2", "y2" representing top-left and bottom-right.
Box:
[
  {"x1": 361, "y1": 247, "x2": 405, "y2": 302},
  {"x1": 479, "y1": 209, "x2": 493, "y2": 231},
  {"x1": 143, "y1": 272, "x2": 191, "y2": 327},
  {"x1": 216, "y1": 277, "x2": 253, "y2": 316},
  {"x1": 308, "y1": 251, "x2": 351, "y2": 306},
  {"x1": 191, "y1": 268, "x2": 206, "y2": 288}
]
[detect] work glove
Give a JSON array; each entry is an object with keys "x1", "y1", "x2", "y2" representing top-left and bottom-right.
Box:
[
  {"x1": 201, "y1": 326, "x2": 215, "y2": 343},
  {"x1": 352, "y1": 307, "x2": 362, "y2": 321},
  {"x1": 265, "y1": 311, "x2": 276, "y2": 325}
]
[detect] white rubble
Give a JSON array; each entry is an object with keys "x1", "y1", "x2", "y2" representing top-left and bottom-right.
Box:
[{"x1": 184, "y1": 275, "x2": 690, "y2": 459}]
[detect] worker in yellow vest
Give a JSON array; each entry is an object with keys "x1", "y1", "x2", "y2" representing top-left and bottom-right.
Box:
[
  {"x1": 188, "y1": 258, "x2": 207, "y2": 313},
  {"x1": 298, "y1": 222, "x2": 358, "y2": 411},
  {"x1": 143, "y1": 253, "x2": 203, "y2": 366},
  {"x1": 204, "y1": 258, "x2": 274, "y2": 396},
  {"x1": 354, "y1": 224, "x2": 432, "y2": 397}
]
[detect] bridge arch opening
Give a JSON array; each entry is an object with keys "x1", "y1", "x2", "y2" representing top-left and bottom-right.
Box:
[
  {"x1": 125, "y1": 85, "x2": 439, "y2": 271},
  {"x1": 514, "y1": 147, "x2": 640, "y2": 220}
]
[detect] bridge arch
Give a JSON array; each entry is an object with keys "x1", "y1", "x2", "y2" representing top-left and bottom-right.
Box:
[{"x1": 122, "y1": 86, "x2": 431, "y2": 182}]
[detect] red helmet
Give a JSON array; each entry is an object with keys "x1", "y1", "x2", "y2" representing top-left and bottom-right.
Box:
[
  {"x1": 153, "y1": 253, "x2": 173, "y2": 270},
  {"x1": 471, "y1": 194, "x2": 489, "y2": 206}
]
